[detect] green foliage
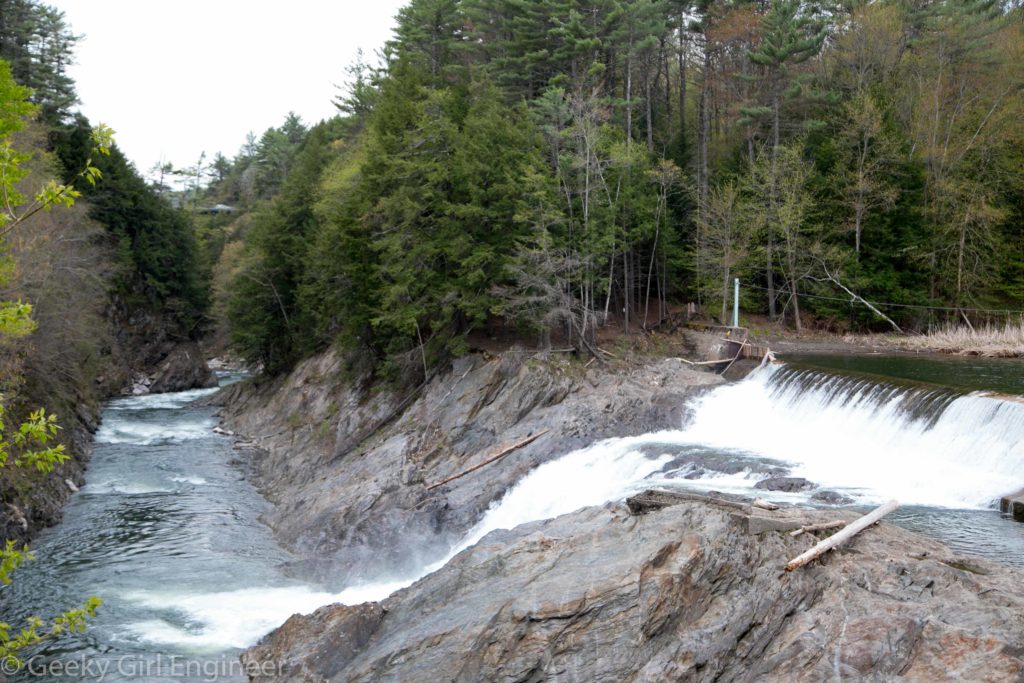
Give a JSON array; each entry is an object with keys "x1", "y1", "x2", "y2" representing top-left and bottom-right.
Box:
[
  {"x1": 0, "y1": 0, "x2": 78, "y2": 123},
  {"x1": 227, "y1": 118, "x2": 349, "y2": 371},
  {"x1": 0, "y1": 595, "x2": 101, "y2": 669},
  {"x1": 212, "y1": 0, "x2": 1024, "y2": 373},
  {"x1": 54, "y1": 116, "x2": 208, "y2": 335},
  {"x1": 0, "y1": 49, "x2": 101, "y2": 666}
]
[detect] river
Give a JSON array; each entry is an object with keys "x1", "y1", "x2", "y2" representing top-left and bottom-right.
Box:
[{"x1": 4, "y1": 354, "x2": 1024, "y2": 679}]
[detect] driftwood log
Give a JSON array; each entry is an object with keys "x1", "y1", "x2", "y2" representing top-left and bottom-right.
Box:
[
  {"x1": 426, "y1": 429, "x2": 550, "y2": 491},
  {"x1": 784, "y1": 499, "x2": 899, "y2": 571},
  {"x1": 789, "y1": 520, "x2": 847, "y2": 538}
]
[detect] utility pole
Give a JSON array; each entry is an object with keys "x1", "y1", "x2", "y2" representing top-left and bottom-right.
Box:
[{"x1": 732, "y1": 278, "x2": 740, "y2": 328}]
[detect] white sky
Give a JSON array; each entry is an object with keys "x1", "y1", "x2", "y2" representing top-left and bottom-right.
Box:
[{"x1": 49, "y1": 1, "x2": 407, "y2": 178}]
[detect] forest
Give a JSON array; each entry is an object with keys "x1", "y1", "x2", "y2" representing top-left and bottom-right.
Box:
[
  {"x1": 3, "y1": 0, "x2": 1024, "y2": 385},
  {"x1": 0, "y1": 0, "x2": 208, "y2": 400},
  {"x1": 194, "y1": 0, "x2": 1024, "y2": 378}
]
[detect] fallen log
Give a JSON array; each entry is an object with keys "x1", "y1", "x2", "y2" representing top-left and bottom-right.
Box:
[
  {"x1": 426, "y1": 429, "x2": 550, "y2": 491},
  {"x1": 752, "y1": 498, "x2": 780, "y2": 511},
  {"x1": 789, "y1": 520, "x2": 847, "y2": 538},
  {"x1": 784, "y1": 500, "x2": 899, "y2": 571}
]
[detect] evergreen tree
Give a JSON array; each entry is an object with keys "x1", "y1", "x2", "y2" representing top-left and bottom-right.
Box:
[
  {"x1": 0, "y1": 0, "x2": 78, "y2": 123},
  {"x1": 740, "y1": 0, "x2": 826, "y2": 318},
  {"x1": 54, "y1": 117, "x2": 208, "y2": 335},
  {"x1": 228, "y1": 120, "x2": 345, "y2": 370}
]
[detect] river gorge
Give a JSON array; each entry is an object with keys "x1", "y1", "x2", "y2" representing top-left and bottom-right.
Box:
[{"x1": 5, "y1": 350, "x2": 1024, "y2": 681}]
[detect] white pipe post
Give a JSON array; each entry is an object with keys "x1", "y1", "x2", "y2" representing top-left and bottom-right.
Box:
[{"x1": 732, "y1": 278, "x2": 740, "y2": 328}]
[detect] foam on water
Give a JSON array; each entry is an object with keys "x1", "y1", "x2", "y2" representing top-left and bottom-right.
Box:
[
  {"x1": 169, "y1": 475, "x2": 208, "y2": 486},
  {"x1": 677, "y1": 363, "x2": 1024, "y2": 508},
  {"x1": 88, "y1": 480, "x2": 174, "y2": 495},
  {"x1": 447, "y1": 437, "x2": 675, "y2": 557},
  {"x1": 95, "y1": 415, "x2": 215, "y2": 445},
  {"x1": 106, "y1": 387, "x2": 222, "y2": 411},
  {"x1": 124, "y1": 587, "x2": 342, "y2": 650},
  {"x1": 124, "y1": 579, "x2": 415, "y2": 650}
]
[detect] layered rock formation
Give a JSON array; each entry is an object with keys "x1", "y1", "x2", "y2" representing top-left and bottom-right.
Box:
[
  {"x1": 216, "y1": 346, "x2": 1024, "y2": 681},
  {"x1": 213, "y1": 350, "x2": 723, "y2": 582},
  {"x1": 244, "y1": 497, "x2": 1024, "y2": 682}
]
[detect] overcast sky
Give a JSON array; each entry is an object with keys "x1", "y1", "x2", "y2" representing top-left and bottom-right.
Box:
[{"x1": 49, "y1": 1, "x2": 407, "y2": 178}]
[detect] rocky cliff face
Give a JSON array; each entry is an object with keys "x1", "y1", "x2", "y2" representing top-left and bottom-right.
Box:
[
  {"x1": 214, "y1": 350, "x2": 722, "y2": 583},
  {"x1": 244, "y1": 497, "x2": 1024, "y2": 682},
  {"x1": 105, "y1": 300, "x2": 217, "y2": 395}
]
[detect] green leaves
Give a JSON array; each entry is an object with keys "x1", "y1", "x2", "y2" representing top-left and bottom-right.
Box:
[
  {"x1": 0, "y1": 595, "x2": 101, "y2": 668},
  {"x1": 33, "y1": 180, "x2": 81, "y2": 210},
  {"x1": 0, "y1": 299, "x2": 35, "y2": 339},
  {"x1": 0, "y1": 406, "x2": 67, "y2": 473},
  {"x1": 0, "y1": 540, "x2": 31, "y2": 586},
  {"x1": 0, "y1": 60, "x2": 35, "y2": 139},
  {"x1": 12, "y1": 408, "x2": 67, "y2": 473}
]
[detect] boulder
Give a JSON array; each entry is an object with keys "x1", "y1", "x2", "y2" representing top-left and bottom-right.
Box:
[
  {"x1": 147, "y1": 341, "x2": 218, "y2": 393},
  {"x1": 812, "y1": 490, "x2": 856, "y2": 505},
  {"x1": 755, "y1": 476, "x2": 815, "y2": 493}
]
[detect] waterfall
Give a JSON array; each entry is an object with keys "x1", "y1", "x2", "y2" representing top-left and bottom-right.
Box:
[
  {"x1": 678, "y1": 363, "x2": 1024, "y2": 509},
  {"x1": 115, "y1": 362, "x2": 1024, "y2": 650}
]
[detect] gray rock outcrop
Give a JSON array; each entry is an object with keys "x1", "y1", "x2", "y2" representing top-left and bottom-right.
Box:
[
  {"x1": 244, "y1": 499, "x2": 1024, "y2": 682},
  {"x1": 213, "y1": 350, "x2": 723, "y2": 583},
  {"x1": 147, "y1": 341, "x2": 218, "y2": 393}
]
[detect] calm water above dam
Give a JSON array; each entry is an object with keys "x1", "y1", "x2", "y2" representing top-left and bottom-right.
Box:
[{"x1": 782, "y1": 351, "x2": 1024, "y2": 396}]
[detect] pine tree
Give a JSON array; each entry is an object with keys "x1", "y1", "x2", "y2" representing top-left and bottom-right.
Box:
[
  {"x1": 739, "y1": 0, "x2": 826, "y2": 319},
  {"x1": 0, "y1": 0, "x2": 79, "y2": 123}
]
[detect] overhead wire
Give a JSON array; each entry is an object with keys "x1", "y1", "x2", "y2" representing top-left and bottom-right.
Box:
[{"x1": 739, "y1": 282, "x2": 1024, "y2": 316}]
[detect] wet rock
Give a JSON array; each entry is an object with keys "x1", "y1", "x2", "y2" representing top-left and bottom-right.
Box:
[
  {"x1": 147, "y1": 341, "x2": 217, "y2": 393},
  {"x1": 648, "y1": 446, "x2": 785, "y2": 479},
  {"x1": 247, "y1": 603, "x2": 386, "y2": 682},
  {"x1": 242, "y1": 501, "x2": 1024, "y2": 682},
  {"x1": 755, "y1": 476, "x2": 815, "y2": 492},
  {"x1": 812, "y1": 490, "x2": 855, "y2": 505},
  {"x1": 626, "y1": 488, "x2": 749, "y2": 514},
  {"x1": 217, "y1": 351, "x2": 724, "y2": 583}
]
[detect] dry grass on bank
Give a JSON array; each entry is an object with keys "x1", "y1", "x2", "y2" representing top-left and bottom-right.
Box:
[{"x1": 845, "y1": 320, "x2": 1024, "y2": 357}]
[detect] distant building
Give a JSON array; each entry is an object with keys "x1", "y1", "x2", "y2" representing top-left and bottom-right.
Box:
[{"x1": 200, "y1": 204, "x2": 237, "y2": 215}]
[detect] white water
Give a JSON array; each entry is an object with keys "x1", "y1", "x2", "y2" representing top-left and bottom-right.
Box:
[
  {"x1": 124, "y1": 581, "x2": 409, "y2": 650},
  {"x1": 677, "y1": 364, "x2": 1024, "y2": 508},
  {"x1": 125, "y1": 437, "x2": 680, "y2": 650},
  {"x1": 105, "y1": 364, "x2": 1024, "y2": 652},
  {"x1": 95, "y1": 415, "x2": 216, "y2": 445}
]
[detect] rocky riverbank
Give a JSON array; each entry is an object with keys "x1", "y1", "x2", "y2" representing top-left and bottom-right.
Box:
[
  {"x1": 0, "y1": 321, "x2": 215, "y2": 545},
  {"x1": 212, "y1": 348, "x2": 723, "y2": 582},
  {"x1": 212, "y1": 344, "x2": 1024, "y2": 681}
]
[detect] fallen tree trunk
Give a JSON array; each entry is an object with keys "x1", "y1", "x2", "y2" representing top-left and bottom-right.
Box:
[
  {"x1": 784, "y1": 499, "x2": 899, "y2": 571},
  {"x1": 813, "y1": 263, "x2": 903, "y2": 334},
  {"x1": 789, "y1": 520, "x2": 846, "y2": 538},
  {"x1": 426, "y1": 429, "x2": 550, "y2": 491}
]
